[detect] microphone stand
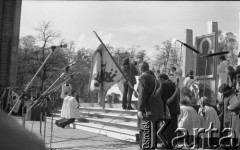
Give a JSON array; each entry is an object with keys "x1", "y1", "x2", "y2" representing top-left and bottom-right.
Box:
[
  {"x1": 43, "y1": 60, "x2": 76, "y2": 95},
  {"x1": 26, "y1": 73, "x2": 75, "y2": 143},
  {"x1": 42, "y1": 73, "x2": 78, "y2": 146},
  {"x1": 25, "y1": 72, "x2": 78, "y2": 114},
  {"x1": 49, "y1": 93, "x2": 55, "y2": 149},
  {"x1": 43, "y1": 97, "x2": 47, "y2": 143},
  {"x1": 8, "y1": 47, "x2": 57, "y2": 127},
  {"x1": 40, "y1": 79, "x2": 66, "y2": 141},
  {"x1": 40, "y1": 101, "x2": 43, "y2": 135},
  {"x1": 4, "y1": 88, "x2": 12, "y2": 112}
]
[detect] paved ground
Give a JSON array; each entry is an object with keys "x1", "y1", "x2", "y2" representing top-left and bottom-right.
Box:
[
  {"x1": 15, "y1": 118, "x2": 139, "y2": 150},
  {"x1": 14, "y1": 118, "x2": 228, "y2": 150}
]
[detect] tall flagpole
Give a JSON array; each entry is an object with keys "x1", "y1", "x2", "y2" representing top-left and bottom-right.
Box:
[{"x1": 93, "y1": 31, "x2": 138, "y2": 95}]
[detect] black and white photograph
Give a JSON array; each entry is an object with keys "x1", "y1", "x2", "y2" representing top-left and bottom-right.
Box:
[{"x1": 1, "y1": 1, "x2": 240, "y2": 150}]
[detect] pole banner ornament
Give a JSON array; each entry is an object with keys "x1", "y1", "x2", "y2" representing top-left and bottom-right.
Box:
[{"x1": 89, "y1": 44, "x2": 124, "y2": 107}]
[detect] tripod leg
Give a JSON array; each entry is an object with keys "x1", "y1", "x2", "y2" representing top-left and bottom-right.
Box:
[
  {"x1": 43, "y1": 101, "x2": 47, "y2": 143},
  {"x1": 40, "y1": 103, "x2": 43, "y2": 135},
  {"x1": 22, "y1": 100, "x2": 26, "y2": 128},
  {"x1": 0, "y1": 89, "x2": 6, "y2": 112},
  {"x1": 49, "y1": 95, "x2": 55, "y2": 149}
]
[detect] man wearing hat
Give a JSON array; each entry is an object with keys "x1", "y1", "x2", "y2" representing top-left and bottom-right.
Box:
[
  {"x1": 121, "y1": 57, "x2": 139, "y2": 110},
  {"x1": 137, "y1": 61, "x2": 164, "y2": 150},
  {"x1": 218, "y1": 83, "x2": 240, "y2": 144}
]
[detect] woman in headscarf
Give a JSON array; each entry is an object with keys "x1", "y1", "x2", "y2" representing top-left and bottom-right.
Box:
[
  {"x1": 198, "y1": 96, "x2": 220, "y2": 144},
  {"x1": 178, "y1": 97, "x2": 200, "y2": 145}
]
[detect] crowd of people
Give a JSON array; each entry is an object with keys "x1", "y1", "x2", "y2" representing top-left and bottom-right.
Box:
[
  {"x1": 2, "y1": 53, "x2": 240, "y2": 150},
  {"x1": 131, "y1": 55, "x2": 240, "y2": 150}
]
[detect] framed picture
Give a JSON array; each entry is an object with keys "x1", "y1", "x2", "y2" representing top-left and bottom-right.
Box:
[{"x1": 195, "y1": 33, "x2": 216, "y2": 78}]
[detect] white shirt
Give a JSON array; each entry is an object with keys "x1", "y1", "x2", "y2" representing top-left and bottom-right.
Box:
[
  {"x1": 198, "y1": 106, "x2": 220, "y2": 137},
  {"x1": 65, "y1": 96, "x2": 80, "y2": 119},
  {"x1": 178, "y1": 105, "x2": 201, "y2": 135},
  {"x1": 61, "y1": 95, "x2": 70, "y2": 118}
]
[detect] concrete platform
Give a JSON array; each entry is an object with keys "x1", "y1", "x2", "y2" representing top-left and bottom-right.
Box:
[
  {"x1": 13, "y1": 117, "x2": 225, "y2": 150},
  {"x1": 14, "y1": 117, "x2": 139, "y2": 150}
]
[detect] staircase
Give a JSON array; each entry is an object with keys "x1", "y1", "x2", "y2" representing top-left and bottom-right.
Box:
[{"x1": 46, "y1": 103, "x2": 139, "y2": 142}]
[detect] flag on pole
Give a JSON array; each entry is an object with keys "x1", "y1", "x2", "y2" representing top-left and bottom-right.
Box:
[
  {"x1": 11, "y1": 91, "x2": 21, "y2": 113},
  {"x1": 89, "y1": 44, "x2": 124, "y2": 107}
]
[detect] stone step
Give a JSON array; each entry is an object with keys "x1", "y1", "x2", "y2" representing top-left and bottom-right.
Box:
[
  {"x1": 56, "y1": 107, "x2": 138, "y2": 122},
  {"x1": 78, "y1": 102, "x2": 139, "y2": 109},
  {"x1": 78, "y1": 117, "x2": 138, "y2": 131},
  {"x1": 46, "y1": 116, "x2": 138, "y2": 142},
  {"x1": 78, "y1": 107, "x2": 137, "y2": 116},
  {"x1": 52, "y1": 112, "x2": 138, "y2": 131},
  {"x1": 79, "y1": 111, "x2": 138, "y2": 122},
  {"x1": 52, "y1": 107, "x2": 139, "y2": 142}
]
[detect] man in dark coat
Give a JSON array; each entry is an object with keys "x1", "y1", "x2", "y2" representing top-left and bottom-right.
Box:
[
  {"x1": 121, "y1": 57, "x2": 139, "y2": 110},
  {"x1": 158, "y1": 73, "x2": 179, "y2": 148},
  {"x1": 137, "y1": 62, "x2": 164, "y2": 150}
]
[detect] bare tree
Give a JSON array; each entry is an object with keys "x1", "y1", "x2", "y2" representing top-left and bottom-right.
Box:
[
  {"x1": 218, "y1": 31, "x2": 238, "y2": 68},
  {"x1": 154, "y1": 39, "x2": 181, "y2": 73},
  {"x1": 134, "y1": 49, "x2": 146, "y2": 64},
  {"x1": 17, "y1": 20, "x2": 69, "y2": 94}
]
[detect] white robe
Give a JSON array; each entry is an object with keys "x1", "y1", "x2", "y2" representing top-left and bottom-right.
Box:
[
  {"x1": 198, "y1": 106, "x2": 221, "y2": 137},
  {"x1": 178, "y1": 105, "x2": 201, "y2": 135},
  {"x1": 61, "y1": 95, "x2": 69, "y2": 118},
  {"x1": 65, "y1": 96, "x2": 80, "y2": 119}
]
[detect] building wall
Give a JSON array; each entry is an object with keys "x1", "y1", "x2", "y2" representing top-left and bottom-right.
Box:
[{"x1": 0, "y1": 0, "x2": 22, "y2": 90}]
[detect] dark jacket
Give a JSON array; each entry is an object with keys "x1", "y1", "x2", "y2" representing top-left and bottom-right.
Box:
[
  {"x1": 161, "y1": 79, "x2": 178, "y2": 115},
  {"x1": 151, "y1": 80, "x2": 165, "y2": 121},
  {"x1": 137, "y1": 71, "x2": 164, "y2": 118},
  {"x1": 122, "y1": 63, "x2": 139, "y2": 85},
  {"x1": 137, "y1": 71, "x2": 155, "y2": 113},
  {"x1": 137, "y1": 71, "x2": 164, "y2": 130}
]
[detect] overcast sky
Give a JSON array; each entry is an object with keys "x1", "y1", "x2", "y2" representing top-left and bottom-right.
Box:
[{"x1": 20, "y1": 1, "x2": 240, "y2": 58}]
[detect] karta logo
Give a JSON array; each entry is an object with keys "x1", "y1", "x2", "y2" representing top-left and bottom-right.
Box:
[{"x1": 142, "y1": 120, "x2": 239, "y2": 149}]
